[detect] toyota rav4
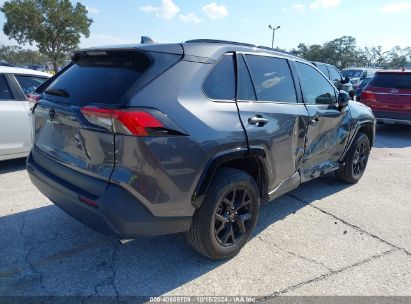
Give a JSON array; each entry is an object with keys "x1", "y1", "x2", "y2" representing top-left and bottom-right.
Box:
[{"x1": 27, "y1": 39, "x2": 376, "y2": 260}]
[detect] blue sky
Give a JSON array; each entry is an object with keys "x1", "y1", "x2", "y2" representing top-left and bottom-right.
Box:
[{"x1": 0, "y1": 0, "x2": 410, "y2": 51}]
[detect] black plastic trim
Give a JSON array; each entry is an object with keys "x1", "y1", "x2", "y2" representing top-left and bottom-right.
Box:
[
  {"x1": 27, "y1": 152, "x2": 192, "y2": 237},
  {"x1": 191, "y1": 147, "x2": 269, "y2": 207}
]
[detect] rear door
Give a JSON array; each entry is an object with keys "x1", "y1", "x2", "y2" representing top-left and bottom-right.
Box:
[
  {"x1": 294, "y1": 61, "x2": 351, "y2": 181},
  {"x1": 235, "y1": 54, "x2": 310, "y2": 192},
  {"x1": 0, "y1": 74, "x2": 32, "y2": 159}
]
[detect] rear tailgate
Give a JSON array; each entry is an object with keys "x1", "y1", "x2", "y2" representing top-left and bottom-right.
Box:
[
  {"x1": 32, "y1": 48, "x2": 182, "y2": 196},
  {"x1": 362, "y1": 72, "x2": 411, "y2": 113}
]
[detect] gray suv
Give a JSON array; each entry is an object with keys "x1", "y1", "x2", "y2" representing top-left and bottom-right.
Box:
[{"x1": 27, "y1": 39, "x2": 376, "y2": 260}]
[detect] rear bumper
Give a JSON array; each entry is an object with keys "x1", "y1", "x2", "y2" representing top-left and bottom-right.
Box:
[
  {"x1": 26, "y1": 152, "x2": 192, "y2": 238},
  {"x1": 373, "y1": 110, "x2": 411, "y2": 125}
]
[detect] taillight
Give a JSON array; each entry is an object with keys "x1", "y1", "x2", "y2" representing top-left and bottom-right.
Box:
[
  {"x1": 80, "y1": 107, "x2": 187, "y2": 137},
  {"x1": 360, "y1": 90, "x2": 376, "y2": 104}
]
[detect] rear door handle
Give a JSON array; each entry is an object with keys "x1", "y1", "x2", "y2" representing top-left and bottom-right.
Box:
[{"x1": 248, "y1": 116, "x2": 269, "y2": 126}]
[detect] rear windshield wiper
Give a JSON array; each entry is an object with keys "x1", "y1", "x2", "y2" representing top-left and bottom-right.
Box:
[{"x1": 45, "y1": 88, "x2": 70, "y2": 97}]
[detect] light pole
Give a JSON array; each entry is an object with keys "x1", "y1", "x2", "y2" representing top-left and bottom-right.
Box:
[{"x1": 268, "y1": 25, "x2": 281, "y2": 49}]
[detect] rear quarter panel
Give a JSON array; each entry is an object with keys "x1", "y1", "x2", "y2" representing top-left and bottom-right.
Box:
[{"x1": 111, "y1": 60, "x2": 247, "y2": 217}]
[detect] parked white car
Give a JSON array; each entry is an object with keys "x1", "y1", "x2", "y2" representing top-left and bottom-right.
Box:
[{"x1": 0, "y1": 66, "x2": 51, "y2": 161}]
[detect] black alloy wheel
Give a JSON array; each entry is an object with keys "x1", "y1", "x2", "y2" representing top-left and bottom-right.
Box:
[
  {"x1": 352, "y1": 140, "x2": 369, "y2": 178},
  {"x1": 214, "y1": 187, "x2": 254, "y2": 247}
]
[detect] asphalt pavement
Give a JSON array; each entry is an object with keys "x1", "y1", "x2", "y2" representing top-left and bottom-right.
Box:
[{"x1": 0, "y1": 124, "x2": 410, "y2": 298}]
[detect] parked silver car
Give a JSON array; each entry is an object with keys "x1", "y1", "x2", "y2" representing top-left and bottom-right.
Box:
[
  {"x1": 341, "y1": 67, "x2": 379, "y2": 90},
  {"x1": 0, "y1": 66, "x2": 50, "y2": 161}
]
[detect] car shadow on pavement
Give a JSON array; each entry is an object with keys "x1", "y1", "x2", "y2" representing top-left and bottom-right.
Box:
[
  {"x1": 0, "y1": 158, "x2": 27, "y2": 175},
  {"x1": 0, "y1": 173, "x2": 350, "y2": 297},
  {"x1": 374, "y1": 124, "x2": 411, "y2": 148}
]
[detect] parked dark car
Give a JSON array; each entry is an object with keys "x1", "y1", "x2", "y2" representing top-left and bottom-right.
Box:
[
  {"x1": 312, "y1": 62, "x2": 354, "y2": 99},
  {"x1": 361, "y1": 70, "x2": 411, "y2": 125},
  {"x1": 27, "y1": 39, "x2": 376, "y2": 259},
  {"x1": 355, "y1": 77, "x2": 373, "y2": 101}
]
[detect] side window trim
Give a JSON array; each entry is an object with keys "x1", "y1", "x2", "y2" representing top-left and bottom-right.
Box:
[
  {"x1": 288, "y1": 60, "x2": 304, "y2": 103},
  {"x1": 235, "y1": 53, "x2": 257, "y2": 101},
  {"x1": 242, "y1": 54, "x2": 299, "y2": 104},
  {"x1": 3, "y1": 74, "x2": 22, "y2": 101}
]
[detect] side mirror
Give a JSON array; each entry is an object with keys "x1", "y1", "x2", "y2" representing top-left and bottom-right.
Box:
[
  {"x1": 338, "y1": 90, "x2": 350, "y2": 108},
  {"x1": 342, "y1": 77, "x2": 350, "y2": 84}
]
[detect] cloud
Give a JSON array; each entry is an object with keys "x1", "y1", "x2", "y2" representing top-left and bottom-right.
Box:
[
  {"x1": 139, "y1": 0, "x2": 180, "y2": 20},
  {"x1": 179, "y1": 12, "x2": 203, "y2": 23},
  {"x1": 86, "y1": 6, "x2": 99, "y2": 14},
  {"x1": 290, "y1": 3, "x2": 305, "y2": 12},
  {"x1": 202, "y1": 2, "x2": 229, "y2": 19},
  {"x1": 261, "y1": 77, "x2": 285, "y2": 89},
  {"x1": 381, "y1": 1, "x2": 411, "y2": 12},
  {"x1": 309, "y1": 0, "x2": 341, "y2": 9}
]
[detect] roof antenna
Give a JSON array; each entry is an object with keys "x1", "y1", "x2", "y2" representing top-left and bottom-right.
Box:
[{"x1": 141, "y1": 36, "x2": 155, "y2": 44}]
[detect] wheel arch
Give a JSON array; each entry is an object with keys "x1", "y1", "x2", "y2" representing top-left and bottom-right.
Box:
[
  {"x1": 357, "y1": 121, "x2": 375, "y2": 147},
  {"x1": 341, "y1": 120, "x2": 375, "y2": 162},
  {"x1": 192, "y1": 148, "x2": 269, "y2": 208}
]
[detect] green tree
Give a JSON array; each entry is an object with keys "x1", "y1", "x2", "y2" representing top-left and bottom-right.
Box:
[
  {"x1": 385, "y1": 46, "x2": 408, "y2": 69},
  {"x1": 0, "y1": 44, "x2": 49, "y2": 66},
  {"x1": 290, "y1": 36, "x2": 363, "y2": 69},
  {"x1": 1, "y1": 0, "x2": 92, "y2": 72}
]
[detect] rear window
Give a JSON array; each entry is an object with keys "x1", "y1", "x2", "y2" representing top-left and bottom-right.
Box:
[
  {"x1": 342, "y1": 69, "x2": 363, "y2": 78},
  {"x1": 44, "y1": 51, "x2": 151, "y2": 106},
  {"x1": 15, "y1": 75, "x2": 48, "y2": 94},
  {"x1": 369, "y1": 73, "x2": 411, "y2": 89},
  {"x1": 203, "y1": 54, "x2": 235, "y2": 100}
]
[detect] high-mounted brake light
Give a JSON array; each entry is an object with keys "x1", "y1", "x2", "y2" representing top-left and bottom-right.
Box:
[{"x1": 80, "y1": 106, "x2": 185, "y2": 137}]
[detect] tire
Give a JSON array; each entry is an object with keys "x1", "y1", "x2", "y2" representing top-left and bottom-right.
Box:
[
  {"x1": 336, "y1": 132, "x2": 370, "y2": 184},
  {"x1": 186, "y1": 168, "x2": 260, "y2": 260}
]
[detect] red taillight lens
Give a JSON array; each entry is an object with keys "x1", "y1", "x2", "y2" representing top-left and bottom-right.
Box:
[
  {"x1": 80, "y1": 107, "x2": 184, "y2": 137},
  {"x1": 112, "y1": 110, "x2": 163, "y2": 136},
  {"x1": 360, "y1": 90, "x2": 376, "y2": 104}
]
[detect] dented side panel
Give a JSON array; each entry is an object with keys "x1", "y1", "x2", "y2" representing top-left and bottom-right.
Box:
[
  {"x1": 301, "y1": 105, "x2": 351, "y2": 181},
  {"x1": 236, "y1": 102, "x2": 310, "y2": 192}
]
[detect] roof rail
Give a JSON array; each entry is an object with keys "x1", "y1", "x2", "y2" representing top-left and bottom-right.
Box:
[
  {"x1": 185, "y1": 39, "x2": 295, "y2": 56},
  {"x1": 185, "y1": 39, "x2": 257, "y2": 48}
]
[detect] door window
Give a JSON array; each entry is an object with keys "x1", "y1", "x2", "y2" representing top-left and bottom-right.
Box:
[
  {"x1": 295, "y1": 62, "x2": 337, "y2": 105},
  {"x1": 245, "y1": 55, "x2": 297, "y2": 103},
  {"x1": 15, "y1": 75, "x2": 48, "y2": 94},
  {"x1": 329, "y1": 67, "x2": 342, "y2": 82},
  {"x1": 317, "y1": 65, "x2": 330, "y2": 79},
  {"x1": 0, "y1": 75, "x2": 13, "y2": 100},
  {"x1": 203, "y1": 54, "x2": 235, "y2": 100}
]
